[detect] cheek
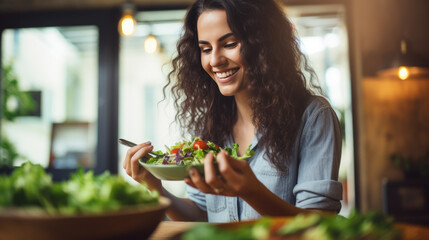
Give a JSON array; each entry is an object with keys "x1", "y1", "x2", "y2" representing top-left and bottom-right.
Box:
[
  {"x1": 232, "y1": 52, "x2": 244, "y2": 66},
  {"x1": 201, "y1": 57, "x2": 212, "y2": 75}
]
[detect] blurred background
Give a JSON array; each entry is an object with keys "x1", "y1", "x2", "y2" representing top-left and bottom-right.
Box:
[{"x1": 1, "y1": 0, "x2": 428, "y2": 224}]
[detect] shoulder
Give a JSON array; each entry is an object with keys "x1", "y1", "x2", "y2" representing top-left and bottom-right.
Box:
[
  {"x1": 302, "y1": 96, "x2": 336, "y2": 122},
  {"x1": 298, "y1": 96, "x2": 340, "y2": 139}
]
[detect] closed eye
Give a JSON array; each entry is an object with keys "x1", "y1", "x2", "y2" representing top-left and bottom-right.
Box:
[
  {"x1": 224, "y1": 42, "x2": 238, "y2": 48},
  {"x1": 201, "y1": 47, "x2": 212, "y2": 53}
]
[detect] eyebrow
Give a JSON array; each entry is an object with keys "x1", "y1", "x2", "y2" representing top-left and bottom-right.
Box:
[{"x1": 198, "y1": 32, "x2": 234, "y2": 45}]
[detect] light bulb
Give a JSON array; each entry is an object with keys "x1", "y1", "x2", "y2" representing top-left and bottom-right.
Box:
[
  {"x1": 118, "y1": 13, "x2": 136, "y2": 37},
  {"x1": 144, "y1": 35, "x2": 158, "y2": 54},
  {"x1": 398, "y1": 66, "x2": 409, "y2": 80}
]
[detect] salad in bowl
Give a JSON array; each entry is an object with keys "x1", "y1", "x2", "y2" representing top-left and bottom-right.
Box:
[{"x1": 139, "y1": 137, "x2": 254, "y2": 180}]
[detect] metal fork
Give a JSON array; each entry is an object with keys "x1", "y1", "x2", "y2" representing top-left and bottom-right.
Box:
[{"x1": 118, "y1": 138, "x2": 166, "y2": 158}]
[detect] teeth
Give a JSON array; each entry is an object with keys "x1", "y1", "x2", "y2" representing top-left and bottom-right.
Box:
[{"x1": 216, "y1": 69, "x2": 237, "y2": 78}]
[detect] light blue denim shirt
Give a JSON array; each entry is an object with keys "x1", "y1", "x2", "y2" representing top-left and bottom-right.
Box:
[{"x1": 186, "y1": 96, "x2": 343, "y2": 223}]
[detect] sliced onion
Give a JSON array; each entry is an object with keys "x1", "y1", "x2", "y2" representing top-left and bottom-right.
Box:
[
  {"x1": 162, "y1": 156, "x2": 170, "y2": 165},
  {"x1": 175, "y1": 148, "x2": 183, "y2": 165}
]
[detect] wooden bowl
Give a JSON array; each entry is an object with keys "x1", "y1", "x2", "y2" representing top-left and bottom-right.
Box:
[{"x1": 0, "y1": 197, "x2": 170, "y2": 240}]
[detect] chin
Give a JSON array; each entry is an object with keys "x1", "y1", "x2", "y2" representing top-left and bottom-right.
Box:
[
  {"x1": 217, "y1": 86, "x2": 237, "y2": 96},
  {"x1": 219, "y1": 92, "x2": 234, "y2": 97}
]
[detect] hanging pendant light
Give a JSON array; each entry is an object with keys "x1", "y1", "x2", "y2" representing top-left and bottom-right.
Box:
[
  {"x1": 378, "y1": 40, "x2": 429, "y2": 80},
  {"x1": 118, "y1": 2, "x2": 136, "y2": 37},
  {"x1": 144, "y1": 34, "x2": 159, "y2": 54},
  {"x1": 377, "y1": 0, "x2": 429, "y2": 80}
]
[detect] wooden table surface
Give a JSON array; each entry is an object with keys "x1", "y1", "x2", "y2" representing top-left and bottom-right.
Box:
[
  {"x1": 149, "y1": 221, "x2": 197, "y2": 240},
  {"x1": 148, "y1": 220, "x2": 429, "y2": 240}
]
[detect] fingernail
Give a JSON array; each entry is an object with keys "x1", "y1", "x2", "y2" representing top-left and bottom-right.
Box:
[
  {"x1": 189, "y1": 168, "x2": 195, "y2": 176},
  {"x1": 145, "y1": 141, "x2": 151, "y2": 145}
]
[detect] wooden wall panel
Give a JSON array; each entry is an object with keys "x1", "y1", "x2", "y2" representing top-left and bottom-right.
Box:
[{"x1": 361, "y1": 77, "x2": 429, "y2": 210}]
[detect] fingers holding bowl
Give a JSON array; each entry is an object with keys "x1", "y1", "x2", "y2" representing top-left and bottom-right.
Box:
[
  {"x1": 204, "y1": 152, "x2": 226, "y2": 193},
  {"x1": 186, "y1": 167, "x2": 213, "y2": 193},
  {"x1": 216, "y1": 150, "x2": 247, "y2": 183},
  {"x1": 185, "y1": 152, "x2": 228, "y2": 195}
]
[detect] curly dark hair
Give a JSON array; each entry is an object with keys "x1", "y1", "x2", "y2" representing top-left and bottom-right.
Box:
[{"x1": 164, "y1": 0, "x2": 322, "y2": 171}]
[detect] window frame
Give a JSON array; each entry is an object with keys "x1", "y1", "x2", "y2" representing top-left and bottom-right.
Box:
[{"x1": 0, "y1": 9, "x2": 120, "y2": 178}]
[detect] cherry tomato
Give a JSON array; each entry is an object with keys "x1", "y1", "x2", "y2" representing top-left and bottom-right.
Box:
[
  {"x1": 193, "y1": 140, "x2": 208, "y2": 150},
  {"x1": 170, "y1": 148, "x2": 180, "y2": 154},
  {"x1": 170, "y1": 144, "x2": 183, "y2": 154}
]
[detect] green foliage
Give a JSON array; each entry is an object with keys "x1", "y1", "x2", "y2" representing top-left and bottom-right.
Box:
[
  {"x1": 0, "y1": 162, "x2": 159, "y2": 215},
  {"x1": 1, "y1": 63, "x2": 36, "y2": 121},
  {"x1": 182, "y1": 210, "x2": 401, "y2": 240},
  {"x1": 0, "y1": 135, "x2": 19, "y2": 166},
  {"x1": 182, "y1": 219, "x2": 270, "y2": 240},
  {"x1": 295, "y1": 210, "x2": 400, "y2": 240},
  {"x1": 1, "y1": 62, "x2": 36, "y2": 166},
  {"x1": 391, "y1": 152, "x2": 429, "y2": 179}
]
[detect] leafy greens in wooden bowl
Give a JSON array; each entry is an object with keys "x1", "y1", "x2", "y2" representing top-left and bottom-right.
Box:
[{"x1": 0, "y1": 162, "x2": 169, "y2": 240}]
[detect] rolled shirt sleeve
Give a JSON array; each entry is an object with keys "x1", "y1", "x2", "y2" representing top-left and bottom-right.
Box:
[
  {"x1": 293, "y1": 99, "x2": 343, "y2": 212},
  {"x1": 293, "y1": 180, "x2": 342, "y2": 211}
]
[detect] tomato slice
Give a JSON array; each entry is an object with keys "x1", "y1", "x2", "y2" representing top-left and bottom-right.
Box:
[
  {"x1": 170, "y1": 144, "x2": 183, "y2": 154},
  {"x1": 170, "y1": 148, "x2": 180, "y2": 154},
  {"x1": 193, "y1": 140, "x2": 208, "y2": 150}
]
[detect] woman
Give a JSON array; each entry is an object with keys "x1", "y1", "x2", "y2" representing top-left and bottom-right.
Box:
[{"x1": 123, "y1": 0, "x2": 342, "y2": 223}]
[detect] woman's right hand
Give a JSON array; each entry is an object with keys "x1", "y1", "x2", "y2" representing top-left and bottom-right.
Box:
[
  {"x1": 122, "y1": 141, "x2": 162, "y2": 191},
  {"x1": 122, "y1": 141, "x2": 209, "y2": 222}
]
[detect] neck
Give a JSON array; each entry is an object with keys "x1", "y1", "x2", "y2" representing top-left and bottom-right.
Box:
[
  {"x1": 234, "y1": 91, "x2": 253, "y2": 127},
  {"x1": 233, "y1": 91, "x2": 255, "y2": 156}
]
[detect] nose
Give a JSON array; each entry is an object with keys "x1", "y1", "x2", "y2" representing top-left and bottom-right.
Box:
[{"x1": 210, "y1": 48, "x2": 226, "y2": 67}]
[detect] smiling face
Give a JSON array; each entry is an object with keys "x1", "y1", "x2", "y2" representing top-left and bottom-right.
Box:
[{"x1": 197, "y1": 10, "x2": 248, "y2": 97}]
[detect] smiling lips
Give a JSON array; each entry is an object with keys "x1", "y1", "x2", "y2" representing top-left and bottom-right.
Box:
[{"x1": 215, "y1": 68, "x2": 239, "y2": 82}]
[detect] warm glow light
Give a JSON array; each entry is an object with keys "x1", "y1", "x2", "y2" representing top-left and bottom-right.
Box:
[
  {"x1": 398, "y1": 66, "x2": 409, "y2": 80},
  {"x1": 144, "y1": 35, "x2": 158, "y2": 54},
  {"x1": 118, "y1": 13, "x2": 136, "y2": 37}
]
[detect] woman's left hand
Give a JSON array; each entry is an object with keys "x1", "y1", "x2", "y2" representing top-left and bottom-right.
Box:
[{"x1": 184, "y1": 150, "x2": 260, "y2": 198}]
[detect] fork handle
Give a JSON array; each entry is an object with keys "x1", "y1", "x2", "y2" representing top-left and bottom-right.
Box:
[
  {"x1": 118, "y1": 138, "x2": 159, "y2": 158},
  {"x1": 118, "y1": 138, "x2": 137, "y2": 147}
]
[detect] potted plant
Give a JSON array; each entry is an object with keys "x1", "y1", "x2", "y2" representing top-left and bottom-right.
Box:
[{"x1": 390, "y1": 152, "x2": 429, "y2": 179}]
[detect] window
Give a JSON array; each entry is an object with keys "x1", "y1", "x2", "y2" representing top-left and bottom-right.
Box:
[
  {"x1": 0, "y1": 10, "x2": 119, "y2": 180},
  {"x1": 118, "y1": 9, "x2": 187, "y2": 195},
  {"x1": 2, "y1": 26, "x2": 98, "y2": 169}
]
